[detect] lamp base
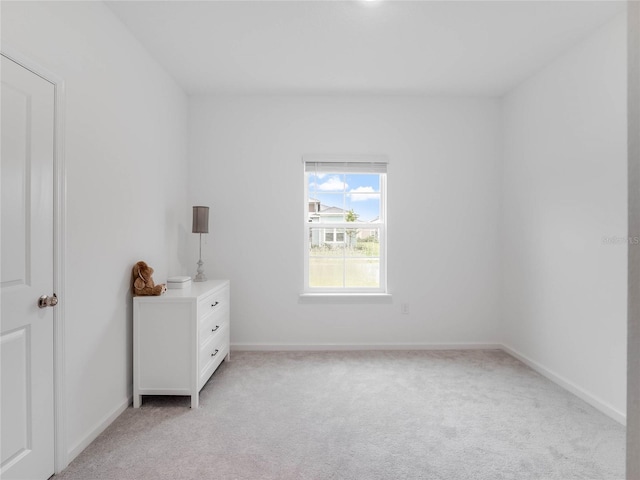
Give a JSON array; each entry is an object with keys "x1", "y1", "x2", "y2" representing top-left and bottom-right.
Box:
[
  {"x1": 194, "y1": 258, "x2": 207, "y2": 282},
  {"x1": 193, "y1": 272, "x2": 207, "y2": 282}
]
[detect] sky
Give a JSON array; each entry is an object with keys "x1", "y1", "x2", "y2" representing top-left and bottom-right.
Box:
[{"x1": 307, "y1": 173, "x2": 382, "y2": 222}]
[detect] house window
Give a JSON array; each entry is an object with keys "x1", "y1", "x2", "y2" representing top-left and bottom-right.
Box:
[{"x1": 303, "y1": 157, "x2": 387, "y2": 293}]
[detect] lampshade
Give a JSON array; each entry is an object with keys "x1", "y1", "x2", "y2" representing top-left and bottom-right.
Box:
[{"x1": 192, "y1": 206, "x2": 209, "y2": 234}]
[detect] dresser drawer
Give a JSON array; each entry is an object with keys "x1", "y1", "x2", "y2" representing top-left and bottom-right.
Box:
[
  {"x1": 197, "y1": 286, "x2": 229, "y2": 320},
  {"x1": 199, "y1": 308, "x2": 229, "y2": 347},
  {"x1": 199, "y1": 341, "x2": 229, "y2": 390}
]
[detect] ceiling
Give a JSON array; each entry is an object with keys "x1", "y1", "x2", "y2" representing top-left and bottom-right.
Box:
[{"x1": 106, "y1": 0, "x2": 625, "y2": 96}]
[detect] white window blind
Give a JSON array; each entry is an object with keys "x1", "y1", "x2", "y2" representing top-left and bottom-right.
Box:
[{"x1": 304, "y1": 161, "x2": 388, "y2": 174}]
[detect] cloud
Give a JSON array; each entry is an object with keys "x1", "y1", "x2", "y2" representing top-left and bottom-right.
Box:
[
  {"x1": 349, "y1": 186, "x2": 378, "y2": 202},
  {"x1": 316, "y1": 176, "x2": 348, "y2": 191}
]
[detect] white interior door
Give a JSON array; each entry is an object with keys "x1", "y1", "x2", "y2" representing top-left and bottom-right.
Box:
[{"x1": 1, "y1": 55, "x2": 56, "y2": 480}]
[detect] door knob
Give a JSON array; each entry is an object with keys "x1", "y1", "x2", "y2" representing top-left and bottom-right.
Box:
[{"x1": 38, "y1": 293, "x2": 58, "y2": 309}]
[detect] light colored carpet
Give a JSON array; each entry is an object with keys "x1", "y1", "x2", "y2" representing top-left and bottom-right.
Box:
[{"x1": 57, "y1": 350, "x2": 625, "y2": 480}]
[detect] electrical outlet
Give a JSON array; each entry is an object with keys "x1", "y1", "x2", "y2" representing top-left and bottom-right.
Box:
[{"x1": 401, "y1": 303, "x2": 409, "y2": 314}]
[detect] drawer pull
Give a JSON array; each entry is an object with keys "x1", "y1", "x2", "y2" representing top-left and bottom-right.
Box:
[
  {"x1": 211, "y1": 301, "x2": 219, "y2": 308},
  {"x1": 211, "y1": 349, "x2": 219, "y2": 357},
  {"x1": 212, "y1": 325, "x2": 220, "y2": 332}
]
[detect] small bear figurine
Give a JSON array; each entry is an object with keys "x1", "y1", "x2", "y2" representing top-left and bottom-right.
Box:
[{"x1": 132, "y1": 261, "x2": 167, "y2": 296}]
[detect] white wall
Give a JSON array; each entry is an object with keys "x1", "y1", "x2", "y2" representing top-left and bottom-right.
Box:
[
  {"x1": 188, "y1": 96, "x2": 502, "y2": 347},
  {"x1": 501, "y1": 14, "x2": 627, "y2": 421},
  {"x1": 2, "y1": 1, "x2": 189, "y2": 462},
  {"x1": 628, "y1": 3, "x2": 640, "y2": 474}
]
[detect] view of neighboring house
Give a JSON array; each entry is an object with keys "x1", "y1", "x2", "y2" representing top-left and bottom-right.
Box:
[
  {"x1": 357, "y1": 217, "x2": 379, "y2": 241},
  {"x1": 308, "y1": 198, "x2": 379, "y2": 247}
]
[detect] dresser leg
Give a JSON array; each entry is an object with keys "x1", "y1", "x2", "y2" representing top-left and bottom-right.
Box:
[
  {"x1": 133, "y1": 395, "x2": 141, "y2": 408},
  {"x1": 191, "y1": 394, "x2": 199, "y2": 409}
]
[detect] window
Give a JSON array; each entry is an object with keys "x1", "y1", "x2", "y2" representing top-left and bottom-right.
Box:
[
  {"x1": 323, "y1": 229, "x2": 346, "y2": 244},
  {"x1": 303, "y1": 156, "x2": 387, "y2": 293}
]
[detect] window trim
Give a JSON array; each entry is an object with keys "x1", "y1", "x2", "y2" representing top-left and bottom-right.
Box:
[{"x1": 302, "y1": 155, "x2": 388, "y2": 294}]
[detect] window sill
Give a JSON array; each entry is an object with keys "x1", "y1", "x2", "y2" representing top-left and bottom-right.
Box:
[{"x1": 298, "y1": 293, "x2": 393, "y2": 304}]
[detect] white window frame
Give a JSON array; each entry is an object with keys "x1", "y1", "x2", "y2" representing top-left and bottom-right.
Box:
[{"x1": 303, "y1": 155, "x2": 388, "y2": 294}]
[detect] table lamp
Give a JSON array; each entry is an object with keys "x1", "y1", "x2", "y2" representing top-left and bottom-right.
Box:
[{"x1": 192, "y1": 206, "x2": 209, "y2": 282}]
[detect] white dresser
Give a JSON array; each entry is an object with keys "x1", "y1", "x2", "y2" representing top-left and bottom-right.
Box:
[{"x1": 133, "y1": 280, "x2": 230, "y2": 408}]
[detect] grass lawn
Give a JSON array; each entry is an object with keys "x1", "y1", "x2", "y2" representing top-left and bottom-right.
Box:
[{"x1": 309, "y1": 257, "x2": 380, "y2": 287}]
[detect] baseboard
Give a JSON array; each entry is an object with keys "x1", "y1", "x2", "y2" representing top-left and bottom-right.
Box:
[
  {"x1": 66, "y1": 395, "x2": 132, "y2": 464},
  {"x1": 231, "y1": 342, "x2": 503, "y2": 351},
  {"x1": 501, "y1": 344, "x2": 626, "y2": 426}
]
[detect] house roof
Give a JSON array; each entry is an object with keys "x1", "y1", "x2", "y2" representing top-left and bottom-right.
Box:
[
  {"x1": 320, "y1": 206, "x2": 345, "y2": 214},
  {"x1": 309, "y1": 199, "x2": 376, "y2": 220},
  {"x1": 308, "y1": 199, "x2": 346, "y2": 214}
]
